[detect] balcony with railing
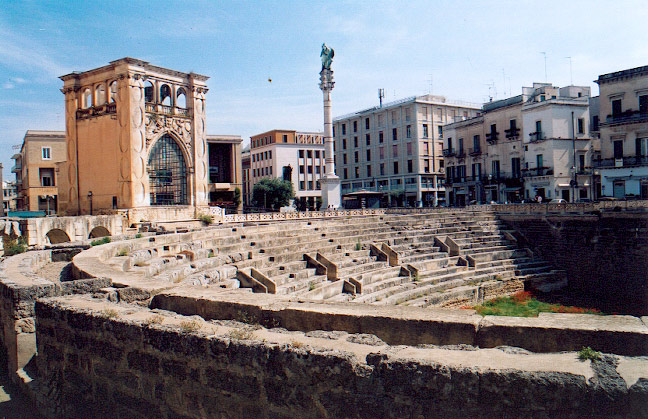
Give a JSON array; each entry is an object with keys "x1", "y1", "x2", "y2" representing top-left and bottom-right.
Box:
[
  {"x1": 469, "y1": 147, "x2": 482, "y2": 156},
  {"x1": 485, "y1": 131, "x2": 499, "y2": 144},
  {"x1": 11, "y1": 163, "x2": 21, "y2": 173},
  {"x1": 76, "y1": 103, "x2": 118, "y2": 120},
  {"x1": 593, "y1": 155, "x2": 648, "y2": 169},
  {"x1": 505, "y1": 127, "x2": 520, "y2": 140},
  {"x1": 528, "y1": 131, "x2": 545, "y2": 143},
  {"x1": 603, "y1": 110, "x2": 648, "y2": 126},
  {"x1": 442, "y1": 148, "x2": 456, "y2": 157},
  {"x1": 144, "y1": 102, "x2": 192, "y2": 118},
  {"x1": 522, "y1": 166, "x2": 553, "y2": 177},
  {"x1": 456, "y1": 149, "x2": 466, "y2": 159}
]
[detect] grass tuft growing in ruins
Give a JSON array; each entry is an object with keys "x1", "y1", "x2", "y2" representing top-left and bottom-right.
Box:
[
  {"x1": 179, "y1": 320, "x2": 201, "y2": 333},
  {"x1": 3, "y1": 236, "x2": 26, "y2": 256},
  {"x1": 91, "y1": 237, "x2": 111, "y2": 246},
  {"x1": 467, "y1": 291, "x2": 602, "y2": 317},
  {"x1": 103, "y1": 308, "x2": 119, "y2": 319},
  {"x1": 199, "y1": 214, "x2": 213, "y2": 225},
  {"x1": 226, "y1": 328, "x2": 254, "y2": 340},
  {"x1": 577, "y1": 346, "x2": 602, "y2": 361},
  {"x1": 117, "y1": 248, "x2": 128, "y2": 256},
  {"x1": 144, "y1": 315, "x2": 164, "y2": 326}
]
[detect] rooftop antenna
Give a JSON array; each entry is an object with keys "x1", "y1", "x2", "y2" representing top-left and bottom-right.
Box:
[
  {"x1": 540, "y1": 52, "x2": 547, "y2": 81},
  {"x1": 378, "y1": 88, "x2": 385, "y2": 107},
  {"x1": 502, "y1": 69, "x2": 507, "y2": 97},
  {"x1": 566, "y1": 56, "x2": 573, "y2": 85},
  {"x1": 427, "y1": 74, "x2": 434, "y2": 95}
]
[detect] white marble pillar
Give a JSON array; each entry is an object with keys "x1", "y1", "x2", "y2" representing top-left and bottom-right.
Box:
[{"x1": 319, "y1": 69, "x2": 341, "y2": 209}]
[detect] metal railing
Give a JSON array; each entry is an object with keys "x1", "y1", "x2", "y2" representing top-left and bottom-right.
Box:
[
  {"x1": 603, "y1": 111, "x2": 648, "y2": 126},
  {"x1": 593, "y1": 156, "x2": 648, "y2": 168},
  {"x1": 528, "y1": 131, "x2": 545, "y2": 142},
  {"x1": 522, "y1": 167, "x2": 553, "y2": 177}
]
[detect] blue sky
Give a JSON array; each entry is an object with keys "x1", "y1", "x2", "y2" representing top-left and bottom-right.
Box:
[{"x1": 1, "y1": 0, "x2": 647, "y2": 180}]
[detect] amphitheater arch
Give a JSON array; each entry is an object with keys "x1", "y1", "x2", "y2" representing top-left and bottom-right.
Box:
[
  {"x1": 88, "y1": 226, "x2": 111, "y2": 239},
  {"x1": 46, "y1": 229, "x2": 71, "y2": 244}
]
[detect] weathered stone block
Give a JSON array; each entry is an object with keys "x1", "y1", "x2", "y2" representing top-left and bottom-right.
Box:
[{"x1": 127, "y1": 350, "x2": 160, "y2": 374}]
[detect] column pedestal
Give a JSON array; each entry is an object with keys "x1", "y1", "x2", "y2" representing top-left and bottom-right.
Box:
[{"x1": 321, "y1": 174, "x2": 341, "y2": 209}]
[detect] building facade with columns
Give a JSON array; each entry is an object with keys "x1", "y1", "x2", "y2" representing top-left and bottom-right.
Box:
[
  {"x1": 57, "y1": 57, "x2": 211, "y2": 216},
  {"x1": 333, "y1": 95, "x2": 480, "y2": 207}
]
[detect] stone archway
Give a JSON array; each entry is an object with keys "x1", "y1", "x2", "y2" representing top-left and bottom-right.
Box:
[
  {"x1": 88, "y1": 226, "x2": 111, "y2": 239},
  {"x1": 46, "y1": 229, "x2": 71, "y2": 244}
]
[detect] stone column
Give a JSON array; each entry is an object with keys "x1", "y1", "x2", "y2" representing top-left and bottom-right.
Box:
[{"x1": 319, "y1": 69, "x2": 341, "y2": 209}]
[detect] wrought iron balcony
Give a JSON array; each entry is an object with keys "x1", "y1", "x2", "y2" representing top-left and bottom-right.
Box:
[
  {"x1": 504, "y1": 127, "x2": 520, "y2": 139},
  {"x1": 522, "y1": 167, "x2": 553, "y2": 177},
  {"x1": 442, "y1": 148, "x2": 456, "y2": 157},
  {"x1": 603, "y1": 111, "x2": 648, "y2": 126},
  {"x1": 593, "y1": 155, "x2": 648, "y2": 168},
  {"x1": 485, "y1": 132, "x2": 499, "y2": 144},
  {"x1": 469, "y1": 147, "x2": 482, "y2": 156},
  {"x1": 528, "y1": 131, "x2": 545, "y2": 142},
  {"x1": 456, "y1": 149, "x2": 466, "y2": 159}
]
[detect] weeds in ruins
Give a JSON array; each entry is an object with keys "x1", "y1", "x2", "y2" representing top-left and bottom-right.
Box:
[
  {"x1": 103, "y1": 308, "x2": 119, "y2": 319},
  {"x1": 3, "y1": 236, "x2": 26, "y2": 256},
  {"x1": 179, "y1": 320, "x2": 201, "y2": 333},
  {"x1": 117, "y1": 249, "x2": 128, "y2": 256},
  {"x1": 144, "y1": 315, "x2": 164, "y2": 326},
  {"x1": 91, "y1": 237, "x2": 111, "y2": 246},
  {"x1": 289, "y1": 339, "x2": 304, "y2": 348},
  {"x1": 226, "y1": 328, "x2": 254, "y2": 340},
  {"x1": 134, "y1": 233, "x2": 142, "y2": 239},
  {"x1": 468, "y1": 291, "x2": 602, "y2": 317},
  {"x1": 199, "y1": 214, "x2": 213, "y2": 225},
  {"x1": 578, "y1": 346, "x2": 602, "y2": 361}
]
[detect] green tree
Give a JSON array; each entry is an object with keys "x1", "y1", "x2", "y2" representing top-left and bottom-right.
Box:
[
  {"x1": 233, "y1": 187, "x2": 242, "y2": 208},
  {"x1": 252, "y1": 178, "x2": 294, "y2": 211},
  {"x1": 389, "y1": 189, "x2": 405, "y2": 207}
]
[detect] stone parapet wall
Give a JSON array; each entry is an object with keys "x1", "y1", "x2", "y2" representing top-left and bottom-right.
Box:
[
  {"x1": 32, "y1": 296, "x2": 648, "y2": 418},
  {"x1": 151, "y1": 290, "x2": 648, "y2": 356},
  {"x1": 0, "y1": 250, "x2": 111, "y2": 376}
]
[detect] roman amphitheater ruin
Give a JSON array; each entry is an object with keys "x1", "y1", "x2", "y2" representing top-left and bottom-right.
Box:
[{"x1": 0, "y1": 203, "x2": 647, "y2": 417}]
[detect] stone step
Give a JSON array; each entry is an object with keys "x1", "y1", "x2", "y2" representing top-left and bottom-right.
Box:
[{"x1": 276, "y1": 274, "x2": 328, "y2": 295}]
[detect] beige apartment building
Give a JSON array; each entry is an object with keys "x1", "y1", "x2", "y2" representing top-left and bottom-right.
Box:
[
  {"x1": 595, "y1": 65, "x2": 648, "y2": 198},
  {"x1": 444, "y1": 83, "x2": 595, "y2": 204},
  {"x1": 333, "y1": 95, "x2": 481, "y2": 207},
  {"x1": 248, "y1": 130, "x2": 325, "y2": 210},
  {"x1": 11, "y1": 130, "x2": 66, "y2": 213},
  {"x1": 57, "y1": 57, "x2": 212, "y2": 216}
]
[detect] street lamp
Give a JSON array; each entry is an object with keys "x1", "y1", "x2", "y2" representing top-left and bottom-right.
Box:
[{"x1": 88, "y1": 191, "x2": 93, "y2": 215}]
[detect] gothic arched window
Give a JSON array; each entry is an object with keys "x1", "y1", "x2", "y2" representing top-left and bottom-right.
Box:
[{"x1": 147, "y1": 134, "x2": 188, "y2": 205}]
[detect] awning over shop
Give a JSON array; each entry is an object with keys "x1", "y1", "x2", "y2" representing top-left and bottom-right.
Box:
[{"x1": 503, "y1": 187, "x2": 521, "y2": 192}]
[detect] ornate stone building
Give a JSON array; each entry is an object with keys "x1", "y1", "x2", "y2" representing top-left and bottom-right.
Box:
[{"x1": 57, "y1": 58, "x2": 211, "y2": 216}]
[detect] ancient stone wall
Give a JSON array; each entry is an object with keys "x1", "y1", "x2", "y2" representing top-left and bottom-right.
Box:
[
  {"x1": 33, "y1": 297, "x2": 648, "y2": 418},
  {"x1": 500, "y1": 213, "x2": 648, "y2": 315}
]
